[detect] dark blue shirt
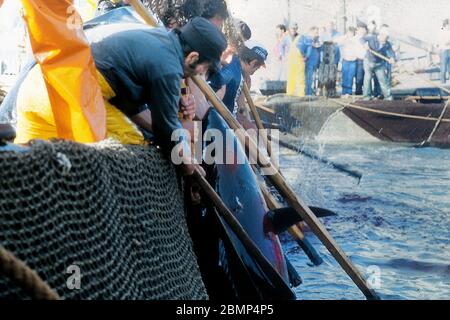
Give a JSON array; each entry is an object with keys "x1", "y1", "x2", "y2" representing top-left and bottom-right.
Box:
[
  {"x1": 208, "y1": 55, "x2": 242, "y2": 113},
  {"x1": 362, "y1": 35, "x2": 396, "y2": 64},
  {"x1": 90, "y1": 26, "x2": 187, "y2": 153},
  {"x1": 298, "y1": 35, "x2": 322, "y2": 68}
]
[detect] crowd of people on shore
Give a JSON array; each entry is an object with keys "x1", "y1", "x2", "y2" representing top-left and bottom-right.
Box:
[
  {"x1": 275, "y1": 20, "x2": 395, "y2": 100},
  {"x1": 276, "y1": 18, "x2": 450, "y2": 100}
]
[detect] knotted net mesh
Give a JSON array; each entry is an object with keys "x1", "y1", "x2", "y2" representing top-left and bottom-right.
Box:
[{"x1": 0, "y1": 139, "x2": 208, "y2": 300}]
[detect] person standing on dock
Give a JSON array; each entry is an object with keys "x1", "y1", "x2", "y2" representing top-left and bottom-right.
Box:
[
  {"x1": 379, "y1": 24, "x2": 395, "y2": 89},
  {"x1": 439, "y1": 19, "x2": 450, "y2": 84},
  {"x1": 361, "y1": 27, "x2": 394, "y2": 101},
  {"x1": 298, "y1": 26, "x2": 322, "y2": 96},
  {"x1": 274, "y1": 24, "x2": 291, "y2": 81},
  {"x1": 354, "y1": 22, "x2": 368, "y2": 96},
  {"x1": 286, "y1": 25, "x2": 305, "y2": 97},
  {"x1": 289, "y1": 23, "x2": 300, "y2": 40},
  {"x1": 320, "y1": 21, "x2": 341, "y2": 65},
  {"x1": 336, "y1": 27, "x2": 358, "y2": 97}
]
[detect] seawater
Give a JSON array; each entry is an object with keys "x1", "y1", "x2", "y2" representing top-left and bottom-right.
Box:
[{"x1": 279, "y1": 142, "x2": 450, "y2": 300}]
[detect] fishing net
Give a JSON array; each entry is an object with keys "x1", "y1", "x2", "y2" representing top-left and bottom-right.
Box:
[{"x1": 0, "y1": 139, "x2": 208, "y2": 300}]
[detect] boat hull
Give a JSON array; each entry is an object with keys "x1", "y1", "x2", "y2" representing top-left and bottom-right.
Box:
[{"x1": 343, "y1": 101, "x2": 450, "y2": 147}]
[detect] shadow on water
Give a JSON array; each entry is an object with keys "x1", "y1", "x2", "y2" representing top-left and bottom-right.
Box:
[{"x1": 384, "y1": 259, "x2": 450, "y2": 276}]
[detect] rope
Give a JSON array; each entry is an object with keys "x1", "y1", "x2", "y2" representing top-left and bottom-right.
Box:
[
  {"x1": 329, "y1": 98, "x2": 450, "y2": 123},
  {"x1": 422, "y1": 99, "x2": 450, "y2": 145},
  {"x1": 0, "y1": 246, "x2": 60, "y2": 300}
]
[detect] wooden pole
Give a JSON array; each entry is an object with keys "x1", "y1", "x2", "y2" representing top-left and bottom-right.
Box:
[
  {"x1": 131, "y1": 2, "x2": 380, "y2": 300},
  {"x1": 243, "y1": 82, "x2": 273, "y2": 157},
  {"x1": 192, "y1": 170, "x2": 294, "y2": 298},
  {"x1": 129, "y1": 0, "x2": 160, "y2": 27}
]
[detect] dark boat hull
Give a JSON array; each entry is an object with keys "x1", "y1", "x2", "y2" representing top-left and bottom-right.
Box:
[{"x1": 343, "y1": 101, "x2": 450, "y2": 147}]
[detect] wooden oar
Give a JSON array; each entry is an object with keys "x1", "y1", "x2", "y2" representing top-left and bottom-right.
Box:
[
  {"x1": 192, "y1": 76, "x2": 380, "y2": 300},
  {"x1": 131, "y1": 2, "x2": 380, "y2": 300},
  {"x1": 243, "y1": 82, "x2": 272, "y2": 157},
  {"x1": 192, "y1": 170, "x2": 295, "y2": 299},
  {"x1": 129, "y1": 0, "x2": 160, "y2": 26}
]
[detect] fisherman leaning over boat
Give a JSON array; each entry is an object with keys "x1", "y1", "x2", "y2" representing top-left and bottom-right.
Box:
[
  {"x1": 207, "y1": 25, "x2": 268, "y2": 130},
  {"x1": 14, "y1": 17, "x2": 227, "y2": 176}
]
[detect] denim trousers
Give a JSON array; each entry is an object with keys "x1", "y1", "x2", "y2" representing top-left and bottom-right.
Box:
[
  {"x1": 341, "y1": 60, "x2": 357, "y2": 95},
  {"x1": 363, "y1": 60, "x2": 392, "y2": 99},
  {"x1": 355, "y1": 59, "x2": 365, "y2": 95},
  {"x1": 305, "y1": 64, "x2": 316, "y2": 96}
]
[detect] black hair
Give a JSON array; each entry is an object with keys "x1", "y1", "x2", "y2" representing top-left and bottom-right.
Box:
[
  {"x1": 443, "y1": 19, "x2": 449, "y2": 28},
  {"x1": 238, "y1": 46, "x2": 264, "y2": 66},
  {"x1": 161, "y1": 6, "x2": 178, "y2": 27},
  {"x1": 201, "y1": 0, "x2": 229, "y2": 20},
  {"x1": 158, "y1": 0, "x2": 203, "y2": 28},
  {"x1": 176, "y1": 29, "x2": 211, "y2": 65},
  {"x1": 277, "y1": 24, "x2": 287, "y2": 32}
]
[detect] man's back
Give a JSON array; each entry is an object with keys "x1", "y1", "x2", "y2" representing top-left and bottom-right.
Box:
[{"x1": 90, "y1": 26, "x2": 184, "y2": 117}]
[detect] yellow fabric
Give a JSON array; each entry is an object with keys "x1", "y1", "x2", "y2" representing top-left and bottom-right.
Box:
[
  {"x1": 286, "y1": 36, "x2": 305, "y2": 97},
  {"x1": 79, "y1": 0, "x2": 99, "y2": 21},
  {"x1": 15, "y1": 66, "x2": 145, "y2": 145},
  {"x1": 21, "y1": 0, "x2": 106, "y2": 143}
]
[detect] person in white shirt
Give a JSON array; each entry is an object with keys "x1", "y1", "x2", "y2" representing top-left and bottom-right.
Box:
[
  {"x1": 439, "y1": 19, "x2": 450, "y2": 84},
  {"x1": 336, "y1": 27, "x2": 359, "y2": 96}
]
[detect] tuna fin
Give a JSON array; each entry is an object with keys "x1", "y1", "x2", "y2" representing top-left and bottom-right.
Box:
[{"x1": 264, "y1": 206, "x2": 337, "y2": 235}]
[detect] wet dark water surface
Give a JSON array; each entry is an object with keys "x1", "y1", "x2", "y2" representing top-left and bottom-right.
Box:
[{"x1": 279, "y1": 143, "x2": 450, "y2": 300}]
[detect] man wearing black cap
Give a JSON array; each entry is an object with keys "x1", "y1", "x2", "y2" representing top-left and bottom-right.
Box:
[{"x1": 89, "y1": 17, "x2": 227, "y2": 174}]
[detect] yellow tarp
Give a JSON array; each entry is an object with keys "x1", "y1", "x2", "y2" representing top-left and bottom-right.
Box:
[
  {"x1": 16, "y1": 65, "x2": 144, "y2": 145},
  {"x1": 21, "y1": 0, "x2": 106, "y2": 143},
  {"x1": 286, "y1": 36, "x2": 305, "y2": 97}
]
